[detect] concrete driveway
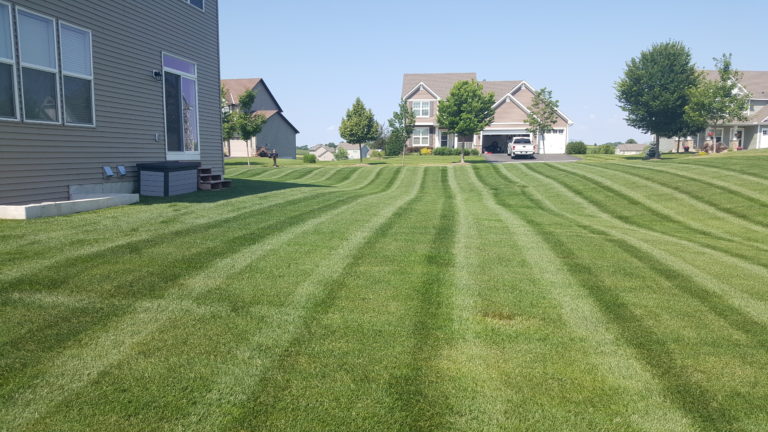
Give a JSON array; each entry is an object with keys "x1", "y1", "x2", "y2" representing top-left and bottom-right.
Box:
[{"x1": 483, "y1": 153, "x2": 581, "y2": 163}]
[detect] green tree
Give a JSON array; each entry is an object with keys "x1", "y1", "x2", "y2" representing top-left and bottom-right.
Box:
[
  {"x1": 221, "y1": 85, "x2": 237, "y2": 156},
  {"x1": 233, "y1": 89, "x2": 267, "y2": 166},
  {"x1": 616, "y1": 41, "x2": 701, "y2": 159},
  {"x1": 626, "y1": 138, "x2": 638, "y2": 144},
  {"x1": 335, "y1": 147, "x2": 349, "y2": 160},
  {"x1": 526, "y1": 88, "x2": 561, "y2": 154},
  {"x1": 684, "y1": 54, "x2": 750, "y2": 153},
  {"x1": 339, "y1": 98, "x2": 380, "y2": 164},
  {"x1": 437, "y1": 80, "x2": 495, "y2": 163},
  {"x1": 387, "y1": 100, "x2": 416, "y2": 160}
]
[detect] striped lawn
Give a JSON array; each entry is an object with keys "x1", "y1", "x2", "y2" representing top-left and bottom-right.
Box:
[{"x1": 1, "y1": 154, "x2": 767, "y2": 431}]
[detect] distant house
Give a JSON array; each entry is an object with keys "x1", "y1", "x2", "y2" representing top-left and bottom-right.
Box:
[
  {"x1": 339, "y1": 143, "x2": 369, "y2": 160},
  {"x1": 222, "y1": 78, "x2": 299, "y2": 159},
  {"x1": 660, "y1": 70, "x2": 768, "y2": 152},
  {"x1": 615, "y1": 143, "x2": 647, "y2": 155},
  {"x1": 311, "y1": 145, "x2": 336, "y2": 162},
  {"x1": 401, "y1": 73, "x2": 573, "y2": 154}
]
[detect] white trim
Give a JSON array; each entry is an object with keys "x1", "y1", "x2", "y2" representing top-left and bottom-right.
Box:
[
  {"x1": 492, "y1": 94, "x2": 532, "y2": 114},
  {"x1": 402, "y1": 82, "x2": 440, "y2": 100},
  {"x1": 16, "y1": 6, "x2": 61, "y2": 124},
  {"x1": 162, "y1": 52, "x2": 201, "y2": 161},
  {"x1": 0, "y1": 0, "x2": 19, "y2": 122},
  {"x1": 59, "y1": 21, "x2": 95, "y2": 127}
]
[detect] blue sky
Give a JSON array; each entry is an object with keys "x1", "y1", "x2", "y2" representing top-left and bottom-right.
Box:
[{"x1": 220, "y1": 0, "x2": 764, "y2": 147}]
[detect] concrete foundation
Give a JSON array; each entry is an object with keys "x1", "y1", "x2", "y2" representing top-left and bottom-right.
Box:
[{"x1": 0, "y1": 193, "x2": 139, "y2": 220}]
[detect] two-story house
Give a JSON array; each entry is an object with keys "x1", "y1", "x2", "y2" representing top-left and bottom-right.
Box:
[
  {"x1": 0, "y1": 0, "x2": 223, "y2": 212},
  {"x1": 401, "y1": 73, "x2": 573, "y2": 154},
  {"x1": 661, "y1": 70, "x2": 768, "y2": 152},
  {"x1": 221, "y1": 78, "x2": 298, "y2": 159}
]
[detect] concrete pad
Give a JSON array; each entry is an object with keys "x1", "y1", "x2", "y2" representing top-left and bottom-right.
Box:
[{"x1": 0, "y1": 194, "x2": 139, "y2": 220}]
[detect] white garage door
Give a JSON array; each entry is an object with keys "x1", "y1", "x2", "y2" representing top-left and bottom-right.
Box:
[{"x1": 541, "y1": 129, "x2": 567, "y2": 154}]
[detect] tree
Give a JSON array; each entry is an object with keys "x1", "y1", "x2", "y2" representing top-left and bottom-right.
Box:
[
  {"x1": 339, "y1": 98, "x2": 380, "y2": 164},
  {"x1": 221, "y1": 85, "x2": 237, "y2": 156},
  {"x1": 437, "y1": 80, "x2": 495, "y2": 163},
  {"x1": 371, "y1": 122, "x2": 389, "y2": 151},
  {"x1": 616, "y1": 41, "x2": 701, "y2": 159},
  {"x1": 335, "y1": 147, "x2": 349, "y2": 160},
  {"x1": 387, "y1": 100, "x2": 416, "y2": 160},
  {"x1": 684, "y1": 54, "x2": 750, "y2": 153},
  {"x1": 233, "y1": 89, "x2": 266, "y2": 166},
  {"x1": 626, "y1": 138, "x2": 638, "y2": 144},
  {"x1": 526, "y1": 88, "x2": 561, "y2": 155}
]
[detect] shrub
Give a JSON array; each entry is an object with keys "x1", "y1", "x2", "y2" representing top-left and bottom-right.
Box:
[
  {"x1": 302, "y1": 153, "x2": 317, "y2": 163},
  {"x1": 566, "y1": 141, "x2": 587, "y2": 154},
  {"x1": 432, "y1": 147, "x2": 447, "y2": 156},
  {"x1": 420, "y1": 148, "x2": 433, "y2": 156},
  {"x1": 470, "y1": 149, "x2": 479, "y2": 156},
  {"x1": 405, "y1": 146, "x2": 421, "y2": 154},
  {"x1": 336, "y1": 147, "x2": 349, "y2": 160},
  {"x1": 369, "y1": 150, "x2": 384, "y2": 159},
  {"x1": 587, "y1": 144, "x2": 615, "y2": 154}
]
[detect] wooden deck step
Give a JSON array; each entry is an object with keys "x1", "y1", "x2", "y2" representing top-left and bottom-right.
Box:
[{"x1": 197, "y1": 167, "x2": 230, "y2": 191}]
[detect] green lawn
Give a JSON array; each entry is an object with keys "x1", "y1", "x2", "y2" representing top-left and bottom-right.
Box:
[
  {"x1": 1, "y1": 153, "x2": 767, "y2": 431},
  {"x1": 225, "y1": 153, "x2": 486, "y2": 169}
]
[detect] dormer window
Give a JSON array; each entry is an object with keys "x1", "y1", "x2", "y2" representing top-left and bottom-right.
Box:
[{"x1": 412, "y1": 100, "x2": 430, "y2": 117}]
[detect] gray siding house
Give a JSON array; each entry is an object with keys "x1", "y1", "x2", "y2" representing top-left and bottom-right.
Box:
[
  {"x1": 0, "y1": 0, "x2": 223, "y2": 205},
  {"x1": 221, "y1": 78, "x2": 298, "y2": 159}
]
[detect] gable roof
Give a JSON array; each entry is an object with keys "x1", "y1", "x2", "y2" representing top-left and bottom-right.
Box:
[
  {"x1": 702, "y1": 70, "x2": 768, "y2": 99},
  {"x1": 481, "y1": 81, "x2": 523, "y2": 100},
  {"x1": 617, "y1": 143, "x2": 646, "y2": 151},
  {"x1": 221, "y1": 78, "x2": 284, "y2": 112},
  {"x1": 749, "y1": 105, "x2": 768, "y2": 123},
  {"x1": 402, "y1": 73, "x2": 477, "y2": 99}
]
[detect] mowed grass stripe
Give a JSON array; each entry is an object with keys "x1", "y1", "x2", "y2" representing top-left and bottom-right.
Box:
[
  {"x1": 482, "y1": 165, "x2": 768, "y2": 431},
  {"x1": 455, "y1": 166, "x2": 693, "y2": 432},
  {"x1": 510, "y1": 164, "x2": 768, "y2": 304},
  {"x1": 0, "y1": 168, "x2": 415, "y2": 430},
  {"x1": 530, "y1": 163, "x2": 768, "y2": 269},
  {"x1": 0, "y1": 165, "x2": 382, "y2": 284},
  {"x1": 222, "y1": 168, "x2": 454, "y2": 431},
  {"x1": 0, "y1": 168, "x2": 400, "y2": 407},
  {"x1": 582, "y1": 162, "x2": 768, "y2": 237}
]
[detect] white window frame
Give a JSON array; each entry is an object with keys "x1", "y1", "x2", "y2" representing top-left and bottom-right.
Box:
[
  {"x1": 0, "y1": 1, "x2": 18, "y2": 122},
  {"x1": 162, "y1": 52, "x2": 200, "y2": 161},
  {"x1": 59, "y1": 21, "x2": 95, "y2": 127},
  {"x1": 412, "y1": 100, "x2": 431, "y2": 118},
  {"x1": 16, "y1": 6, "x2": 60, "y2": 125},
  {"x1": 181, "y1": 0, "x2": 205, "y2": 11},
  {"x1": 412, "y1": 127, "x2": 430, "y2": 147}
]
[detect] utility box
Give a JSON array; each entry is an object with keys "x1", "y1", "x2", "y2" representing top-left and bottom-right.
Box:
[{"x1": 136, "y1": 161, "x2": 200, "y2": 197}]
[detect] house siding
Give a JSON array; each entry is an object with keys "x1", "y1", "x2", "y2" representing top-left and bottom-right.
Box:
[
  {"x1": 0, "y1": 0, "x2": 222, "y2": 205},
  {"x1": 251, "y1": 80, "x2": 280, "y2": 112},
  {"x1": 256, "y1": 114, "x2": 297, "y2": 159}
]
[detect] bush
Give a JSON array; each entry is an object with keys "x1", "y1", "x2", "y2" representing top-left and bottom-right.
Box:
[
  {"x1": 336, "y1": 147, "x2": 349, "y2": 160},
  {"x1": 302, "y1": 153, "x2": 317, "y2": 163},
  {"x1": 405, "y1": 146, "x2": 421, "y2": 154},
  {"x1": 433, "y1": 147, "x2": 450, "y2": 155},
  {"x1": 470, "y1": 149, "x2": 479, "y2": 156},
  {"x1": 369, "y1": 150, "x2": 383, "y2": 159},
  {"x1": 420, "y1": 148, "x2": 433, "y2": 156},
  {"x1": 385, "y1": 133, "x2": 404, "y2": 156},
  {"x1": 587, "y1": 144, "x2": 615, "y2": 154},
  {"x1": 566, "y1": 141, "x2": 587, "y2": 154}
]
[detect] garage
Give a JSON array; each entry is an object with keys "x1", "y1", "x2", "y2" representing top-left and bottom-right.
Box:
[{"x1": 482, "y1": 130, "x2": 531, "y2": 154}]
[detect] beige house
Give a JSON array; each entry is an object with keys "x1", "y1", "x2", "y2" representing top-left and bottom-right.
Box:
[
  {"x1": 616, "y1": 143, "x2": 647, "y2": 155},
  {"x1": 222, "y1": 78, "x2": 299, "y2": 159},
  {"x1": 661, "y1": 70, "x2": 768, "y2": 152},
  {"x1": 310, "y1": 145, "x2": 336, "y2": 162},
  {"x1": 338, "y1": 143, "x2": 369, "y2": 160},
  {"x1": 401, "y1": 73, "x2": 573, "y2": 154}
]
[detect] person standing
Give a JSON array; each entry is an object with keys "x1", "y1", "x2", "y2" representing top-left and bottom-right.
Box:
[{"x1": 271, "y1": 149, "x2": 279, "y2": 168}]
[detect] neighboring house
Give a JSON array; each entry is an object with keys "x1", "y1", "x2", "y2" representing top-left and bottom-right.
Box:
[
  {"x1": 615, "y1": 143, "x2": 647, "y2": 155},
  {"x1": 660, "y1": 70, "x2": 768, "y2": 152},
  {"x1": 221, "y1": 78, "x2": 299, "y2": 159},
  {"x1": 338, "y1": 142, "x2": 369, "y2": 160},
  {"x1": 311, "y1": 145, "x2": 336, "y2": 162},
  {"x1": 0, "y1": 0, "x2": 223, "y2": 206},
  {"x1": 401, "y1": 73, "x2": 574, "y2": 154}
]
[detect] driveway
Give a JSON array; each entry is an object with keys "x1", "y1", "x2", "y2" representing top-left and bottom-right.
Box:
[{"x1": 483, "y1": 153, "x2": 581, "y2": 163}]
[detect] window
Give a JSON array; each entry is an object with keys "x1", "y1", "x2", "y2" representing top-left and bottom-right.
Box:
[
  {"x1": 412, "y1": 100, "x2": 430, "y2": 117},
  {"x1": 17, "y1": 8, "x2": 59, "y2": 123},
  {"x1": 183, "y1": 0, "x2": 204, "y2": 10},
  {"x1": 549, "y1": 129, "x2": 564, "y2": 134},
  {"x1": 163, "y1": 53, "x2": 199, "y2": 158},
  {"x1": 412, "y1": 127, "x2": 429, "y2": 146},
  {"x1": 440, "y1": 131, "x2": 448, "y2": 147},
  {"x1": 60, "y1": 22, "x2": 94, "y2": 126},
  {"x1": 763, "y1": 128, "x2": 768, "y2": 136},
  {"x1": 0, "y1": 1, "x2": 17, "y2": 120}
]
